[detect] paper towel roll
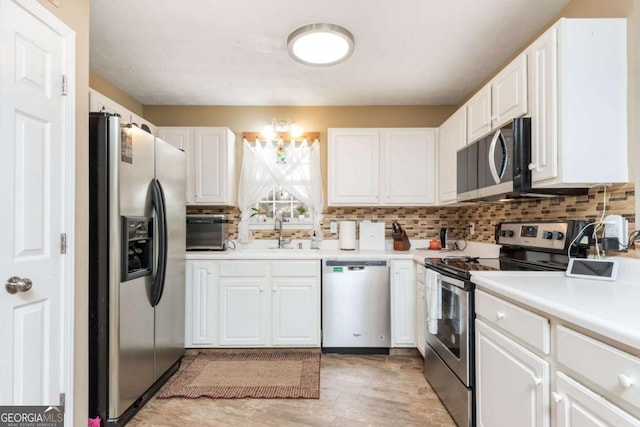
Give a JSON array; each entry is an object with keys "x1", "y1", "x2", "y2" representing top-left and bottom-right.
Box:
[{"x1": 339, "y1": 221, "x2": 356, "y2": 250}]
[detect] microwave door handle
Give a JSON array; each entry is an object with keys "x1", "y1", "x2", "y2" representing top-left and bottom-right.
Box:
[{"x1": 488, "y1": 130, "x2": 503, "y2": 184}]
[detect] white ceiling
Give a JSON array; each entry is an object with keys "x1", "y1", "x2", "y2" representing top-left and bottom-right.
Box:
[{"x1": 90, "y1": 0, "x2": 569, "y2": 106}]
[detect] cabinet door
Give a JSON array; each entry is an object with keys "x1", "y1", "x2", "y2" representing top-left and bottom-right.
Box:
[
  {"x1": 185, "y1": 261, "x2": 217, "y2": 347},
  {"x1": 219, "y1": 278, "x2": 268, "y2": 346},
  {"x1": 271, "y1": 278, "x2": 320, "y2": 346},
  {"x1": 466, "y1": 85, "x2": 492, "y2": 143},
  {"x1": 555, "y1": 372, "x2": 640, "y2": 427},
  {"x1": 328, "y1": 129, "x2": 380, "y2": 205},
  {"x1": 193, "y1": 128, "x2": 236, "y2": 205},
  {"x1": 391, "y1": 260, "x2": 415, "y2": 346},
  {"x1": 476, "y1": 319, "x2": 550, "y2": 427},
  {"x1": 383, "y1": 129, "x2": 436, "y2": 205},
  {"x1": 438, "y1": 108, "x2": 466, "y2": 204},
  {"x1": 492, "y1": 54, "x2": 528, "y2": 129},
  {"x1": 415, "y1": 267, "x2": 426, "y2": 357},
  {"x1": 528, "y1": 26, "x2": 559, "y2": 184},
  {"x1": 158, "y1": 127, "x2": 194, "y2": 204}
]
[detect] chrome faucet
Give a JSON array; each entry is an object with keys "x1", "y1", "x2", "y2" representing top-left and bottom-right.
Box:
[{"x1": 274, "y1": 213, "x2": 291, "y2": 249}]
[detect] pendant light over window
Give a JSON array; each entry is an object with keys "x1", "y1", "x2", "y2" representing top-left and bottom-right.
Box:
[{"x1": 287, "y1": 23, "x2": 355, "y2": 66}]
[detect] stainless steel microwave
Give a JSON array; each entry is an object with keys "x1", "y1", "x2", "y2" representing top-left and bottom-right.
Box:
[
  {"x1": 186, "y1": 214, "x2": 229, "y2": 251},
  {"x1": 456, "y1": 118, "x2": 587, "y2": 201}
]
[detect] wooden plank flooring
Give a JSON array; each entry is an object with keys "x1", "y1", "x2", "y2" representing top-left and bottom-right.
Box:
[{"x1": 129, "y1": 353, "x2": 456, "y2": 426}]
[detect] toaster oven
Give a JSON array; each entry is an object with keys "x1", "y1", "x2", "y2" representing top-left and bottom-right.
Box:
[{"x1": 186, "y1": 214, "x2": 229, "y2": 251}]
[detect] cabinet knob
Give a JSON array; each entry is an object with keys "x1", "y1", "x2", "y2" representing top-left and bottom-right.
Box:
[
  {"x1": 496, "y1": 311, "x2": 505, "y2": 320},
  {"x1": 530, "y1": 376, "x2": 542, "y2": 387},
  {"x1": 618, "y1": 374, "x2": 634, "y2": 389},
  {"x1": 551, "y1": 392, "x2": 563, "y2": 403},
  {"x1": 272, "y1": 286, "x2": 277, "y2": 293},
  {"x1": 528, "y1": 163, "x2": 535, "y2": 171}
]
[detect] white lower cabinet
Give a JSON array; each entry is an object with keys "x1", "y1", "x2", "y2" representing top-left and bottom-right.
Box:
[
  {"x1": 271, "y1": 278, "x2": 319, "y2": 346},
  {"x1": 185, "y1": 259, "x2": 320, "y2": 348},
  {"x1": 219, "y1": 277, "x2": 268, "y2": 346},
  {"x1": 185, "y1": 261, "x2": 217, "y2": 347},
  {"x1": 554, "y1": 372, "x2": 640, "y2": 427},
  {"x1": 415, "y1": 264, "x2": 426, "y2": 357},
  {"x1": 390, "y1": 260, "x2": 415, "y2": 347},
  {"x1": 475, "y1": 288, "x2": 640, "y2": 427},
  {"x1": 475, "y1": 319, "x2": 550, "y2": 427}
]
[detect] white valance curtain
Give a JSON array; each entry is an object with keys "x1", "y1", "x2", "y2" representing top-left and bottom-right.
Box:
[{"x1": 237, "y1": 138, "x2": 324, "y2": 243}]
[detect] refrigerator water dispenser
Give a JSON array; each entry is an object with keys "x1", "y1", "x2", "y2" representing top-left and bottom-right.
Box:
[{"x1": 121, "y1": 216, "x2": 153, "y2": 282}]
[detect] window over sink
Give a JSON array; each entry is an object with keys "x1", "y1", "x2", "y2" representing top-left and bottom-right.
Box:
[{"x1": 237, "y1": 136, "x2": 323, "y2": 242}]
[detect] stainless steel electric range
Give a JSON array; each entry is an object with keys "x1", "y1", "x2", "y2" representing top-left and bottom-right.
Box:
[{"x1": 422, "y1": 220, "x2": 590, "y2": 427}]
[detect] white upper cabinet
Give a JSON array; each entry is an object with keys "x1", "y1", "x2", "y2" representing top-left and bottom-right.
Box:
[
  {"x1": 466, "y1": 53, "x2": 528, "y2": 143},
  {"x1": 438, "y1": 107, "x2": 466, "y2": 204},
  {"x1": 158, "y1": 127, "x2": 193, "y2": 204},
  {"x1": 383, "y1": 129, "x2": 437, "y2": 205},
  {"x1": 466, "y1": 85, "x2": 492, "y2": 143},
  {"x1": 328, "y1": 128, "x2": 437, "y2": 206},
  {"x1": 158, "y1": 127, "x2": 237, "y2": 206},
  {"x1": 492, "y1": 54, "x2": 528, "y2": 129},
  {"x1": 328, "y1": 129, "x2": 380, "y2": 205},
  {"x1": 528, "y1": 18, "x2": 628, "y2": 187}
]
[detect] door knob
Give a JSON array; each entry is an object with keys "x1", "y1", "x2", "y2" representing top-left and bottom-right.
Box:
[{"x1": 5, "y1": 276, "x2": 33, "y2": 294}]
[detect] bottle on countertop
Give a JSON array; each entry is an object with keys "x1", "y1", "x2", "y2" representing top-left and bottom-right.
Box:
[{"x1": 310, "y1": 231, "x2": 319, "y2": 249}]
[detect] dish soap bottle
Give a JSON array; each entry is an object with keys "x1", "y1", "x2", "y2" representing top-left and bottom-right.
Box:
[{"x1": 310, "y1": 231, "x2": 319, "y2": 249}]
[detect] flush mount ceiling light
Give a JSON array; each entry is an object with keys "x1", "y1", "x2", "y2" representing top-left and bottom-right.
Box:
[{"x1": 287, "y1": 23, "x2": 355, "y2": 66}]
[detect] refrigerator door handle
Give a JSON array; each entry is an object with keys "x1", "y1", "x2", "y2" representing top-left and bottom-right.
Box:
[{"x1": 150, "y1": 178, "x2": 168, "y2": 307}]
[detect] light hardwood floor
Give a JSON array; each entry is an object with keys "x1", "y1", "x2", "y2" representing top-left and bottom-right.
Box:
[{"x1": 129, "y1": 353, "x2": 456, "y2": 426}]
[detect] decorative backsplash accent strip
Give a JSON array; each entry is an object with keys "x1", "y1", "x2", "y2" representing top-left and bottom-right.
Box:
[{"x1": 188, "y1": 183, "x2": 635, "y2": 244}]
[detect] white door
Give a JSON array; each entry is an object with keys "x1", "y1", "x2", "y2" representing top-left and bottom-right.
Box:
[
  {"x1": 438, "y1": 107, "x2": 466, "y2": 204},
  {"x1": 0, "y1": 0, "x2": 69, "y2": 406},
  {"x1": 390, "y1": 260, "x2": 415, "y2": 346},
  {"x1": 158, "y1": 127, "x2": 193, "y2": 204},
  {"x1": 491, "y1": 53, "x2": 528, "y2": 129},
  {"x1": 185, "y1": 261, "x2": 216, "y2": 347}
]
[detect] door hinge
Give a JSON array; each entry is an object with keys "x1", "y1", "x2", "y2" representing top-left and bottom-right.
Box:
[
  {"x1": 60, "y1": 233, "x2": 67, "y2": 254},
  {"x1": 61, "y1": 75, "x2": 67, "y2": 96},
  {"x1": 59, "y1": 392, "x2": 65, "y2": 409}
]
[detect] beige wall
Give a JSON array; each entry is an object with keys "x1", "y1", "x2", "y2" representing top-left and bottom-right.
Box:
[
  {"x1": 35, "y1": 0, "x2": 89, "y2": 424},
  {"x1": 90, "y1": 70, "x2": 144, "y2": 115}
]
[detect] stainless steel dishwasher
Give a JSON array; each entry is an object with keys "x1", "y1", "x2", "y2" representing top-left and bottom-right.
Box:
[{"x1": 322, "y1": 259, "x2": 391, "y2": 353}]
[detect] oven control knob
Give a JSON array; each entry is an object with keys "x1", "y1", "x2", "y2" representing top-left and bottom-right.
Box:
[
  {"x1": 542, "y1": 231, "x2": 553, "y2": 240},
  {"x1": 552, "y1": 231, "x2": 565, "y2": 240},
  {"x1": 500, "y1": 230, "x2": 514, "y2": 237}
]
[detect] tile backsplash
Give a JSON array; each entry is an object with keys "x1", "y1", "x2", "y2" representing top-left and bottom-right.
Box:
[{"x1": 188, "y1": 183, "x2": 635, "y2": 244}]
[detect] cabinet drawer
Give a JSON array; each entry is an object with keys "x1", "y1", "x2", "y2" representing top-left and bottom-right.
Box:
[
  {"x1": 475, "y1": 290, "x2": 550, "y2": 354},
  {"x1": 271, "y1": 261, "x2": 319, "y2": 277},
  {"x1": 557, "y1": 325, "x2": 640, "y2": 410},
  {"x1": 555, "y1": 372, "x2": 640, "y2": 426},
  {"x1": 219, "y1": 261, "x2": 267, "y2": 277}
]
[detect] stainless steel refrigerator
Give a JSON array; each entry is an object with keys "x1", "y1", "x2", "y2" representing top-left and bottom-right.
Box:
[{"x1": 88, "y1": 112, "x2": 186, "y2": 426}]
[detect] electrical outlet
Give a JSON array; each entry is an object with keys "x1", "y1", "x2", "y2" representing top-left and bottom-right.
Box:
[
  {"x1": 330, "y1": 221, "x2": 338, "y2": 234},
  {"x1": 468, "y1": 222, "x2": 475, "y2": 235}
]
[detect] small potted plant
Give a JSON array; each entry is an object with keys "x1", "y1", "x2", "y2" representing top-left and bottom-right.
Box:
[
  {"x1": 296, "y1": 205, "x2": 307, "y2": 222},
  {"x1": 250, "y1": 207, "x2": 267, "y2": 222}
]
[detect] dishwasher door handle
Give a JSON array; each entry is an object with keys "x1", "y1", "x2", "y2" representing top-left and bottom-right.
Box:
[{"x1": 348, "y1": 266, "x2": 365, "y2": 271}]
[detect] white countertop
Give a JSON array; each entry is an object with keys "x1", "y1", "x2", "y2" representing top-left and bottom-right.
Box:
[
  {"x1": 186, "y1": 240, "x2": 501, "y2": 262},
  {"x1": 471, "y1": 257, "x2": 640, "y2": 352}
]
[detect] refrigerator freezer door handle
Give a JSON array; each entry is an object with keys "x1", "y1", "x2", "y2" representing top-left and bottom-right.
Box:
[{"x1": 150, "y1": 178, "x2": 168, "y2": 307}]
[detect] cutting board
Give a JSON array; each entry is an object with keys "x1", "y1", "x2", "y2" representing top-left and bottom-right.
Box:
[{"x1": 359, "y1": 221, "x2": 385, "y2": 251}]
